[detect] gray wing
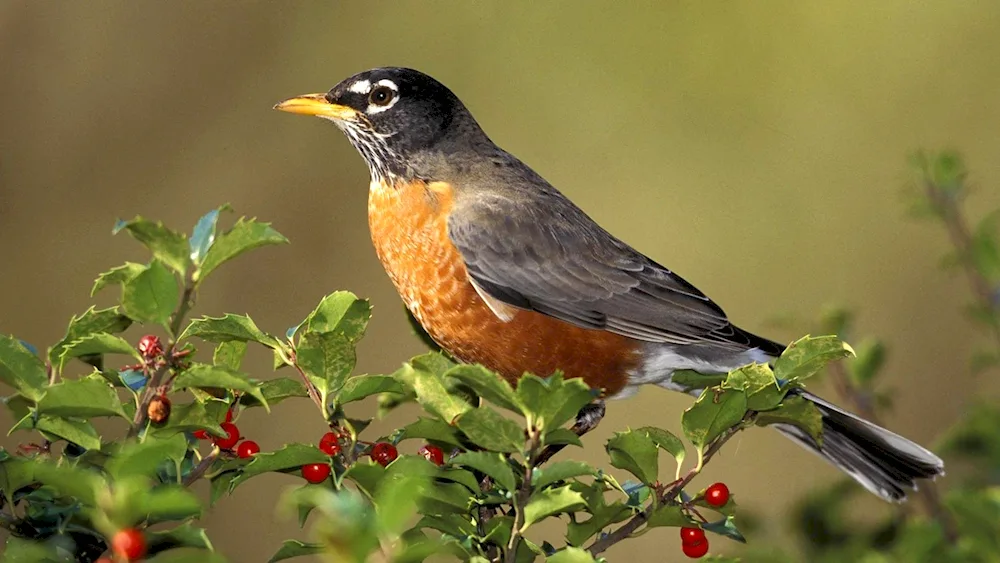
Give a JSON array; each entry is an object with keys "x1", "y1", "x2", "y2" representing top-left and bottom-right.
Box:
[{"x1": 447, "y1": 189, "x2": 768, "y2": 350}]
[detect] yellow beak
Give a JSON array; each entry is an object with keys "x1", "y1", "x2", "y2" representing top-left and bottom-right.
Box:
[{"x1": 272, "y1": 93, "x2": 359, "y2": 120}]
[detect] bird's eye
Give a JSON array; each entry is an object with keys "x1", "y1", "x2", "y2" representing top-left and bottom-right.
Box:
[{"x1": 369, "y1": 85, "x2": 395, "y2": 107}]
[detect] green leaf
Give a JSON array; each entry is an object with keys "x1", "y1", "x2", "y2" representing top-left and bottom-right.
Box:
[
  {"x1": 335, "y1": 375, "x2": 405, "y2": 405},
  {"x1": 268, "y1": 540, "x2": 323, "y2": 562},
  {"x1": 437, "y1": 467, "x2": 482, "y2": 492},
  {"x1": 377, "y1": 458, "x2": 436, "y2": 534},
  {"x1": 153, "y1": 400, "x2": 225, "y2": 437},
  {"x1": 606, "y1": 429, "x2": 658, "y2": 484},
  {"x1": 449, "y1": 451, "x2": 516, "y2": 492},
  {"x1": 755, "y1": 394, "x2": 824, "y2": 444},
  {"x1": 213, "y1": 340, "x2": 247, "y2": 371},
  {"x1": 135, "y1": 485, "x2": 204, "y2": 523},
  {"x1": 0, "y1": 334, "x2": 47, "y2": 401},
  {"x1": 410, "y1": 352, "x2": 455, "y2": 376},
  {"x1": 49, "y1": 306, "x2": 133, "y2": 365},
  {"x1": 300, "y1": 292, "x2": 371, "y2": 341},
  {"x1": 454, "y1": 407, "x2": 524, "y2": 453},
  {"x1": 547, "y1": 547, "x2": 597, "y2": 563},
  {"x1": 107, "y1": 433, "x2": 188, "y2": 480},
  {"x1": 394, "y1": 361, "x2": 470, "y2": 423},
  {"x1": 849, "y1": 339, "x2": 886, "y2": 385},
  {"x1": 543, "y1": 428, "x2": 584, "y2": 448},
  {"x1": 669, "y1": 369, "x2": 726, "y2": 391},
  {"x1": 445, "y1": 364, "x2": 522, "y2": 412},
  {"x1": 702, "y1": 515, "x2": 747, "y2": 543},
  {"x1": 122, "y1": 260, "x2": 179, "y2": 327},
  {"x1": 681, "y1": 388, "x2": 749, "y2": 456},
  {"x1": 295, "y1": 331, "x2": 356, "y2": 407},
  {"x1": 181, "y1": 314, "x2": 282, "y2": 349},
  {"x1": 172, "y1": 364, "x2": 268, "y2": 412},
  {"x1": 241, "y1": 377, "x2": 308, "y2": 408},
  {"x1": 147, "y1": 522, "x2": 214, "y2": 555},
  {"x1": 521, "y1": 485, "x2": 585, "y2": 530},
  {"x1": 531, "y1": 461, "x2": 597, "y2": 489},
  {"x1": 2, "y1": 537, "x2": 62, "y2": 562},
  {"x1": 396, "y1": 417, "x2": 465, "y2": 447},
  {"x1": 196, "y1": 217, "x2": 288, "y2": 283},
  {"x1": 113, "y1": 216, "x2": 190, "y2": 274},
  {"x1": 37, "y1": 374, "x2": 127, "y2": 419},
  {"x1": 773, "y1": 335, "x2": 855, "y2": 383},
  {"x1": 92, "y1": 262, "x2": 146, "y2": 296},
  {"x1": 189, "y1": 207, "x2": 229, "y2": 266},
  {"x1": 646, "y1": 504, "x2": 691, "y2": 528},
  {"x1": 636, "y1": 426, "x2": 686, "y2": 474},
  {"x1": 515, "y1": 374, "x2": 597, "y2": 432},
  {"x1": 343, "y1": 463, "x2": 386, "y2": 497},
  {"x1": 58, "y1": 332, "x2": 141, "y2": 369},
  {"x1": 145, "y1": 548, "x2": 227, "y2": 563},
  {"x1": 229, "y1": 444, "x2": 329, "y2": 491},
  {"x1": 9, "y1": 414, "x2": 101, "y2": 451},
  {"x1": 28, "y1": 459, "x2": 104, "y2": 505}
]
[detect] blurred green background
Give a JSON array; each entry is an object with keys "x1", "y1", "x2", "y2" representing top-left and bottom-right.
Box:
[{"x1": 2, "y1": 2, "x2": 1000, "y2": 560}]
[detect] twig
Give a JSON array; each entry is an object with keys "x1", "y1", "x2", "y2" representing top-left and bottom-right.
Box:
[
  {"x1": 505, "y1": 431, "x2": 540, "y2": 563},
  {"x1": 587, "y1": 417, "x2": 750, "y2": 556},
  {"x1": 289, "y1": 353, "x2": 325, "y2": 414},
  {"x1": 183, "y1": 446, "x2": 220, "y2": 487}
]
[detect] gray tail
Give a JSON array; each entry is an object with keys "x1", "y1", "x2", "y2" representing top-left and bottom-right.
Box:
[{"x1": 774, "y1": 391, "x2": 944, "y2": 502}]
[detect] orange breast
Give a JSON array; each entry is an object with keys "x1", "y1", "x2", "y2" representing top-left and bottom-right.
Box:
[{"x1": 367, "y1": 179, "x2": 639, "y2": 396}]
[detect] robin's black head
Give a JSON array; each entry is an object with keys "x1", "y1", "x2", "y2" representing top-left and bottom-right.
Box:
[{"x1": 275, "y1": 67, "x2": 489, "y2": 182}]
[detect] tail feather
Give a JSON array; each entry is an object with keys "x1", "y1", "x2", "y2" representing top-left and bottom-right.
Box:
[{"x1": 774, "y1": 391, "x2": 944, "y2": 502}]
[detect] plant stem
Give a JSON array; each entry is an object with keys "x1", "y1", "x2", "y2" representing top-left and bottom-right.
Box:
[
  {"x1": 505, "y1": 432, "x2": 540, "y2": 563},
  {"x1": 586, "y1": 418, "x2": 749, "y2": 557},
  {"x1": 183, "y1": 446, "x2": 220, "y2": 487},
  {"x1": 289, "y1": 353, "x2": 325, "y2": 413}
]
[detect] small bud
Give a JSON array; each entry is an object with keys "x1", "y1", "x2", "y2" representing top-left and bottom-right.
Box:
[
  {"x1": 137, "y1": 335, "x2": 163, "y2": 359},
  {"x1": 147, "y1": 395, "x2": 171, "y2": 424}
]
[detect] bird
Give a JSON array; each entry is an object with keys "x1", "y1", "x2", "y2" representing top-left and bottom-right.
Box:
[{"x1": 274, "y1": 67, "x2": 944, "y2": 502}]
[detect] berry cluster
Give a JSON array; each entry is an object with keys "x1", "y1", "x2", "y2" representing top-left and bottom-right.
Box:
[
  {"x1": 678, "y1": 482, "x2": 730, "y2": 559},
  {"x1": 299, "y1": 430, "x2": 446, "y2": 484}
]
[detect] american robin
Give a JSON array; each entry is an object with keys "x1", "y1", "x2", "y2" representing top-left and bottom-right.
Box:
[{"x1": 275, "y1": 67, "x2": 943, "y2": 501}]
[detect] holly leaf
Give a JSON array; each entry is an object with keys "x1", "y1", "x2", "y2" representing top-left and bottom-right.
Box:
[
  {"x1": 521, "y1": 485, "x2": 586, "y2": 530},
  {"x1": 49, "y1": 306, "x2": 133, "y2": 365},
  {"x1": 335, "y1": 375, "x2": 405, "y2": 405},
  {"x1": 213, "y1": 341, "x2": 247, "y2": 371},
  {"x1": 189, "y1": 206, "x2": 229, "y2": 266},
  {"x1": 755, "y1": 394, "x2": 824, "y2": 443},
  {"x1": 9, "y1": 414, "x2": 101, "y2": 451},
  {"x1": 543, "y1": 428, "x2": 584, "y2": 448},
  {"x1": 240, "y1": 377, "x2": 308, "y2": 408},
  {"x1": 146, "y1": 522, "x2": 214, "y2": 555},
  {"x1": 531, "y1": 461, "x2": 597, "y2": 489},
  {"x1": 669, "y1": 370, "x2": 726, "y2": 392},
  {"x1": 300, "y1": 292, "x2": 371, "y2": 341},
  {"x1": 606, "y1": 429, "x2": 658, "y2": 484},
  {"x1": 59, "y1": 333, "x2": 141, "y2": 369},
  {"x1": 181, "y1": 314, "x2": 282, "y2": 349},
  {"x1": 395, "y1": 417, "x2": 465, "y2": 448},
  {"x1": 133, "y1": 485, "x2": 204, "y2": 523},
  {"x1": 196, "y1": 217, "x2": 288, "y2": 283},
  {"x1": 36, "y1": 374, "x2": 128, "y2": 419},
  {"x1": 516, "y1": 374, "x2": 597, "y2": 432},
  {"x1": 702, "y1": 515, "x2": 747, "y2": 543},
  {"x1": 122, "y1": 260, "x2": 179, "y2": 327},
  {"x1": 773, "y1": 335, "x2": 855, "y2": 383},
  {"x1": 636, "y1": 426, "x2": 686, "y2": 476},
  {"x1": 228, "y1": 444, "x2": 329, "y2": 491},
  {"x1": 295, "y1": 331, "x2": 356, "y2": 408},
  {"x1": 107, "y1": 433, "x2": 188, "y2": 480},
  {"x1": 92, "y1": 262, "x2": 146, "y2": 296},
  {"x1": 113, "y1": 216, "x2": 190, "y2": 275},
  {"x1": 173, "y1": 364, "x2": 268, "y2": 411},
  {"x1": 454, "y1": 407, "x2": 524, "y2": 453},
  {"x1": 268, "y1": 540, "x2": 323, "y2": 562},
  {"x1": 445, "y1": 364, "x2": 522, "y2": 413},
  {"x1": 0, "y1": 334, "x2": 47, "y2": 401},
  {"x1": 646, "y1": 504, "x2": 692, "y2": 528},
  {"x1": 547, "y1": 547, "x2": 597, "y2": 563},
  {"x1": 393, "y1": 361, "x2": 470, "y2": 423},
  {"x1": 449, "y1": 451, "x2": 516, "y2": 492},
  {"x1": 154, "y1": 400, "x2": 225, "y2": 438},
  {"x1": 681, "y1": 388, "x2": 748, "y2": 459}
]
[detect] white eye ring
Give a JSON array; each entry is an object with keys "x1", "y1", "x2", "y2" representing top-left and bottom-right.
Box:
[{"x1": 366, "y1": 79, "x2": 400, "y2": 114}]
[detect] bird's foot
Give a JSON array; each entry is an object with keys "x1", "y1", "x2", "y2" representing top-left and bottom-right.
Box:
[{"x1": 535, "y1": 400, "x2": 606, "y2": 465}]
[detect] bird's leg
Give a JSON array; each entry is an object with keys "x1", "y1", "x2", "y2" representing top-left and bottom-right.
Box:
[{"x1": 534, "y1": 400, "x2": 606, "y2": 466}]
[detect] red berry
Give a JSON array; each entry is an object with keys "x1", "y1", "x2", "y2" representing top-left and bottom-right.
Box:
[
  {"x1": 213, "y1": 422, "x2": 240, "y2": 450},
  {"x1": 147, "y1": 395, "x2": 171, "y2": 424},
  {"x1": 682, "y1": 539, "x2": 709, "y2": 558},
  {"x1": 237, "y1": 440, "x2": 260, "y2": 458},
  {"x1": 111, "y1": 528, "x2": 146, "y2": 561},
  {"x1": 224, "y1": 407, "x2": 234, "y2": 424},
  {"x1": 193, "y1": 429, "x2": 209, "y2": 440},
  {"x1": 319, "y1": 432, "x2": 341, "y2": 456},
  {"x1": 680, "y1": 527, "x2": 706, "y2": 544},
  {"x1": 302, "y1": 463, "x2": 331, "y2": 484},
  {"x1": 418, "y1": 444, "x2": 444, "y2": 466},
  {"x1": 704, "y1": 482, "x2": 730, "y2": 507},
  {"x1": 137, "y1": 335, "x2": 163, "y2": 359},
  {"x1": 370, "y1": 442, "x2": 398, "y2": 467}
]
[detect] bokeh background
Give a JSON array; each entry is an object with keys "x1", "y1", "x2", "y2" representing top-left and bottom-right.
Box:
[{"x1": 3, "y1": 2, "x2": 1000, "y2": 561}]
